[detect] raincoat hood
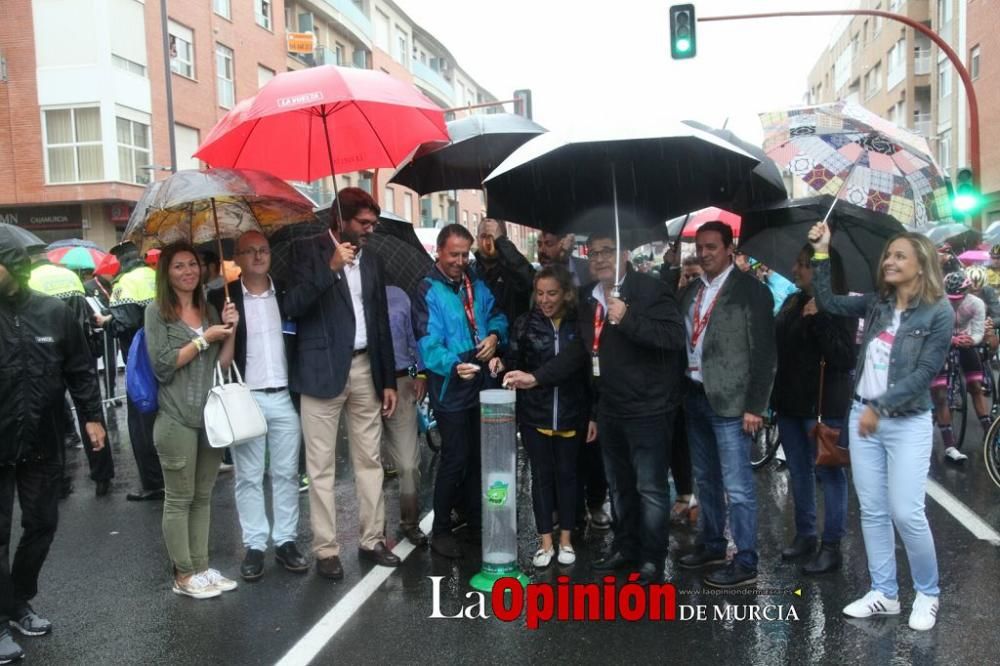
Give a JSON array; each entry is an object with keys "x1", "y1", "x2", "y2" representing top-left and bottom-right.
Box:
[{"x1": 0, "y1": 242, "x2": 31, "y2": 291}]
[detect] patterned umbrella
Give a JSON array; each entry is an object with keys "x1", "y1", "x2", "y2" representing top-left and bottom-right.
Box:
[
  {"x1": 47, "y1": 246, "x2": 110, "y2": 271},
  {"x1": 760, "y1": 101, "x2": 951, "y2": 227}
]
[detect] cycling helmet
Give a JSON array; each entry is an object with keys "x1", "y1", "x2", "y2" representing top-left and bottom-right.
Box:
[
  {"x1": 966, "y1": 265, "x2": 988, "y2": 291},
  {"x1": 944, "y1": 271, "x2": 971, "y2": 299},
  {"x1": 991, "y1": 244, "x2": 1000, "y2": 258}
]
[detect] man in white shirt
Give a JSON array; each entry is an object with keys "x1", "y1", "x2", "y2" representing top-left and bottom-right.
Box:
[{"x1": 209, "y1": 231, "x2": 309, "y2": 581}]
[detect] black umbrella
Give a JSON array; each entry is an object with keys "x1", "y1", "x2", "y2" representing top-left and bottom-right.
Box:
[
  {"x1": 0, "y1": 223, "x2": 46, "y2": 253},
  {"x1": 681, "y1": 120, "x2": 787, "y2": 209},
  {"x1": 268, "y1": 220, "x2": 328, "y2": 285},
  {"x1": 373, "y1": 210, "x2": 430, "y2": 256},
  {"x1": 738, "y1": 195, "x2": 906, "y2": 292},
  {"x1": 389, "y1": 113, "x2": 546, "y2": 194}
]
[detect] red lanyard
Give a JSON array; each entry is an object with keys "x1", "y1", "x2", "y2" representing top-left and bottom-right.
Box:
[
  {"x1": 462, "y1": 275, "x2": 480, "y2": 344},
  {"x1": 690, "y1": 283, "x2": 721, "y2": 351},
  {"x1": 592, "y1": 303, "x2": 606, "y2": 354}
]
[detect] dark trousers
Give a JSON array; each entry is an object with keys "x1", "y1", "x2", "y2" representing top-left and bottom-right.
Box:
[
  {"x1": 0, "y1": 459, "x2": 62, "y2": 624},
  {"x1": 576, "y1": 434, "x2": 608, "y2": 522},
  {"x1": 521, "y1": 427, "x2": 580, "y2": 534},
  {"x1": 432, "y1": 407, "x2": 481, "y2": 535},
  {"x1": 670, "y1": 406, "x2": 693, "y2": 496},
  {"x1": 75, "y1": 403, "x2": 114, "y2": 482},
  {"x1": 127, "y1": 398, "x2": 163, "y2": 491},
  {"x1": 599, "y1": 411, "x2": 674, "y2": 566}
]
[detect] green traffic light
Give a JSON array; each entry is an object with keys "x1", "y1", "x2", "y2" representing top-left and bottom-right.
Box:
[
  {"x1": 952, "y1": 192, "x2": 982, "y2": 214},
  {"x1": 676, "y1": 38, "x2": 691, "y2": 52}
]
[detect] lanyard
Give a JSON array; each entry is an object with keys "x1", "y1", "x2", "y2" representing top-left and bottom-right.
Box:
[
  {"x1": 592, "y1": 302, "x2": 606, "y2": 354},
  {"x1": 462, "y1": 275, "x2": 480, "y2": 344},
  {"x1": 690, "y1": 283, "x2": 722, "y2": 351}
]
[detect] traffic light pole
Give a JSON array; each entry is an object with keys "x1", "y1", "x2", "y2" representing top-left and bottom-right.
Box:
[{"x1": 699, "y1": 9, "x2": 981, "y2": 188}]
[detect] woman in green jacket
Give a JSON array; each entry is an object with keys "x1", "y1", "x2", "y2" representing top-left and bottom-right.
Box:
[{"x1": 145, "y1": 241, "x2": 239, "y2": 599}]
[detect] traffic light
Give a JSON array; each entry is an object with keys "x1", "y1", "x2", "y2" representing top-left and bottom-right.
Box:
[
  {"x1": 951, "y1": 167, "x2": 982, "y2": 217},
  {"x1": 670, "y1": 4, "x2": 697, "y2": 60},
  {"x1": 513, "y1": 89, "x2": 533, "y2": 120}
]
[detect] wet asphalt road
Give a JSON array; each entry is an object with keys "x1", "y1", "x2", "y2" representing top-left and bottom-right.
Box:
[{"x1": 11, "y1": 390, "x2": 1000, "y2": 666}]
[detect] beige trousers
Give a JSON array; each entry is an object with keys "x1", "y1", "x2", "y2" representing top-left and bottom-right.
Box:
[
  {"x1": 382, "y1": 375, "x2": 422, "y2": 526},
  {"x1": 301, "y1": 354, "x2": 385, "y2": 556}
]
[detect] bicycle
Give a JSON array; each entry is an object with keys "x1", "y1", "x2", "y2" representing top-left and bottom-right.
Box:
[
  {"x1": 751, "y1": 409, "x2": 781, "y2": 470},
  {"x1": 933, "y1": 346, "x2": 969, "y2": 452}
]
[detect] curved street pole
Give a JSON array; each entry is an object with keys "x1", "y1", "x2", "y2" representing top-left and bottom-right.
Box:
[{"x1": 699, "y1": 9, "x2": 981, "y2": 188}]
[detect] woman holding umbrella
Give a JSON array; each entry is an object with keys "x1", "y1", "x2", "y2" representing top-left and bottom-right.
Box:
[
  {"x1": 145, "y1": 242, "x2": 239, "y2": 599},
  {"x1": 808, "y1": 222, "x2": 950, "y2": 631}
]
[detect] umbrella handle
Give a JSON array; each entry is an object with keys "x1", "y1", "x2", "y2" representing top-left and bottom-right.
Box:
[
  {"x1": 612, "y1": 164, "x2": 621, "y2": 299},
  {"x1": 209, "y1": 197, "x2": 230, "y2": 303}
]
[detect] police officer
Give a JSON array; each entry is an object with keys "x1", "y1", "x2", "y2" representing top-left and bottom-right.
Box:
[{"x1": 0, "y1": 238, "x2": 106, "y2": 663}]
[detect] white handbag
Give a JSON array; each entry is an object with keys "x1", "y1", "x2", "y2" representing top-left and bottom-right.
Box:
[{"x1": 204, "y1": 362, "x2": 268, "y2": 448}]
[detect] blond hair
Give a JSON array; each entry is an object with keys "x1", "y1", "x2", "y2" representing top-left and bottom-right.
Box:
[{"x1": 875, "y1": 232, "x2": 945, "y2": 304}]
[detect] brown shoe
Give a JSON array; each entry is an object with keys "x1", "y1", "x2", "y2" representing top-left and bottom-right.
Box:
[
  {"x1": 402, "y1": 524, "x2": 428, "y2": 547},
  {"x1": 315, "y1": 556, "x2": 344, "y2": 580},
  {"x1": 358, "y1": 542, "x2": 401, "y2": 567}
]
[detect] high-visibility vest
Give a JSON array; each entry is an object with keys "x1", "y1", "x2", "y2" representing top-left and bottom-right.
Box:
[
  {"x1": 110, "y1": 266, "x2": 156, "y2": 307},
  {"x1": 28, "y1": 263, "x2": 85, "y2": 300}
]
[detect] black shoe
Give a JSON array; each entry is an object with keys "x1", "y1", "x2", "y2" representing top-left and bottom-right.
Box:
[
  {"x1": 402, "y1": 524, "x2": 428, "y2": 547},
  {"x1": 11, "y1": 604, "x2": 51, "y2": 637},
  {"x1": 64, "y1": 432, "x2": 82, "y2": 450},
  {"x1": 591, "y1": 550, "x2": 637, "y2": 572},
  {"x1": 636, "y1": 562, "x2": 664, "y2": 586},
  {"x1": 588, "y1": 506, "x2": 612, "y2": 530},
  {"x1": 126, "y1": 488, "x2": 164, "y2": 502},
  {"x1": 358, "y1": 542, "x2": 401, "y2": 567},
  {"x1": 431, "y1": 533, "x2": 462, "y2": 559},
  {"x1": 316, "y1": 556, "x2": 344, "y2": 580},
  {"x1": 704, "y1": 562, "x2": 757, "y2": 589},
  {"x1": 240, "y1": 549, "x2": 265, "y2": 581},
  {"x1": 59, "y1": 480, "x2": 73, "y2": 500},
  {"x1": 95, "y1": 479, "x2": 111, "y2": 497},
  {"x1": 0, "y1": 625, "x2": 24, "y2": 664},
  {"x1": 677, "y1": 547, "x2": 727, "y2": 570},
  {"x1": 275, "y1": 542, "x2": 309, "y2": 573},
  {"x1": 802, "y1": 541, "x2": 842, "y2": 575},
  {"x1": 781, "y1": 534, "x2": 817, "y2": 560}
]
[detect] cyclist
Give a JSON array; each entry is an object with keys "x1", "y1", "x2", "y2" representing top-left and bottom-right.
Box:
[
  {"x1": 930, "y1": 271, "x2": 988, "y2": 463},
  {"x1": 987, "y1": 244, "x2": 1000, "y2": 290}
]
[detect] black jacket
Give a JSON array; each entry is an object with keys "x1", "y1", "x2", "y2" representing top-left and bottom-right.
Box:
[
  {"x1": 474, "y1": 236, "x2": 535, "y2": 328},
  {"x1": 577, "y1": 270, "x2": 687, "y2": 418},
  {"x1": 283, "y1": 233, "x2": 396, "y2": 400},
  {"x1": 505, "y1": 307, "x2": 590, "y2": 430},
  {"x1": 208, "y1": 277, "x2": 296, "y2": 382},
  {"x1": 0, "y1": 289, "x2": 103, "y2": 464},
  {"x1": 772, "y1": 291, "x2": 857, "y2": 419}
]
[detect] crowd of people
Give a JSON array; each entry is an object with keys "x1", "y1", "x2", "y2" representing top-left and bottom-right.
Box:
[{"x1": 1, "y1": 186, "x2": 974, "y2": 661}]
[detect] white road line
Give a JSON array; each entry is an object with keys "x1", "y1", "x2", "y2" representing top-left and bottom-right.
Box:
[
  {"x1": 275, "y1": 511, "x2": 436, "y2": 666},
  {"x1": 926, "y1": 479, "x2": 1000, "y2": 546}
]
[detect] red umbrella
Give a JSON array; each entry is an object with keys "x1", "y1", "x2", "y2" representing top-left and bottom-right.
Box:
[
  {"x1": 667, "y1": 207, "x2": 742, "y2": 240},
  {"x1": 144, "y1": 248, "x2": 161, "y2": 268},
  {"x1": 193, "y1": 65, "x2": 448, "y2": 182},
  {"x1": 93, "y1": 253, "x2": 121, "y2": 278}
]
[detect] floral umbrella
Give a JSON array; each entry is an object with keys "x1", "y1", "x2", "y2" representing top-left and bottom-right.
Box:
[{"x1": 760, "y1": 101, "x2": 951, "y2": 227}]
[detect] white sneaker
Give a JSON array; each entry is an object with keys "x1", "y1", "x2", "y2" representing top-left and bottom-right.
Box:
[
  {"x1": 944, "y1": 447, "x2": 968, "y2": 463},
  {"x1": 532, "y1": 547, "x2": 554, "y2": 568},
  {"x1": 172, "y1": 572, "x2": 221, "y2": 599},
  {"x1": 202, "y1": 568, "x2": 238, "y2": 592},
  {"x1": 908, "y1": 592, "x2": 939, "y2": 631},
  {"x1": 557, "y1": 544, "x2": 576, "y2": 565},
  {"x1": 843, "y1": 590, "x2": 901, "y2": 618}
]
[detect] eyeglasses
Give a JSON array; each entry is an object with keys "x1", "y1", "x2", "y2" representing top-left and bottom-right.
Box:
[
  {"x1": 589, "y1": 247, "x2": 618, "y2": 260},
  {"x1": 353, "y1": 217, "x2": 379, "y2": 230},
  {"x1": 237, "y1": 248, "x2": 271, "y2": 257}
]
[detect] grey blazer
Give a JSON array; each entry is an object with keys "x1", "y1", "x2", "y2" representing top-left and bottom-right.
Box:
[{"x1": 679, "y1": 267, "x2": 777, "y2": 418}]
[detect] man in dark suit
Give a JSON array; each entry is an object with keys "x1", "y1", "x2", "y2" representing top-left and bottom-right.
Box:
[
  {"x1": 677, "y1": 221, "x2": 776, "y2": 588},
  {"x1": 209, "y1": 231, "x2": 309, "y2": 582},
  {"x1": 284, "y1": 188, "x2": 399, "y2": 580}
]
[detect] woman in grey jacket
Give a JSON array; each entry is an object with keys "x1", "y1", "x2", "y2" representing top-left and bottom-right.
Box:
[{"x1": 809, "y1": 222, "x2": 951, "y2": 632}]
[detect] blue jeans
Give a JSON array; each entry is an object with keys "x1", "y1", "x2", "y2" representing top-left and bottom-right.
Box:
[
  {"x1": 233, "y1": 390, "x2": 302, "y2": 551},
  {"x1": 598, "y1": 412, "x2": 673, "y2": 565},
  {"x1": 849, "y1": 402, "x2": 939, "y2": 597},
  {"x1": 778, "y1": 416, "x2": 847, "y2": 543},
  {"x1": 686, "y1": 392, "x2": 758, "y2": 569}
]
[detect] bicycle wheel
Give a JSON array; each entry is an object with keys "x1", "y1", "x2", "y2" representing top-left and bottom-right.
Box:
[
  {"x1": 948, "y1": 371, "x2": 969, "y2": 452},
  {"x1": 983, "y1": 416, "x2": 1000, "y2": 489},
  {"x1": 751, "y1": 422, "x2": 780, "y2": 470}
]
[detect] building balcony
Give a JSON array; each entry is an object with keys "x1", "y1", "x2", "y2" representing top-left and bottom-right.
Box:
[
  {"x1": 315, "y1": 46, "x2": 340, "y2": 66},
  {"x1": 411, "y1": 58, "x2": 454, "y2": 106},
  {"x1": 911, "y1": 112, "x2": 931, "y2": 136},
  {"x1": 914, "y1": 50, "x2": 931, "y2": 75},
  {"x1": 319, "y1": 0, "x2": 372, "y2": 43}
]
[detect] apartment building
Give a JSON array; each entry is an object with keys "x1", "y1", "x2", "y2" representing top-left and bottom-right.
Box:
[{"x1": 803, "y1": 0, "x2": 999, "y2": 227}]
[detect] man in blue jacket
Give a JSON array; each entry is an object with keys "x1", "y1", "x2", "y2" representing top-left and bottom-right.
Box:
[{"x1": 412, "y1": 224, "x2": 508, "y2": 559}]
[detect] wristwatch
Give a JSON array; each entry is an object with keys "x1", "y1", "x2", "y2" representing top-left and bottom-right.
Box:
[{"x1": 193, "y1": 336, "x2": 209, "y2": 353}]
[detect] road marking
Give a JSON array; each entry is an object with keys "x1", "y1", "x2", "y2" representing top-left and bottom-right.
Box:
[
  {"x1": 926, "y1": 479, "x2": 1000, "y2": 546},
  {"x1": 275, "y1": 511, "x2": 435, "y2": 666}
]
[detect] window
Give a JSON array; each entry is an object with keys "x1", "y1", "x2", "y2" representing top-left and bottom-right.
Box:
[
  {"x1": 213, "y1": 0, "x2": 230, "y2": 19},
  {"x1": 889, "y1": 0, "x2": 901, "y2": 12},
  {"x1": 173, "y1": 124, "x2": 201, "y2": 171},
  {"x1": 216, "y1": 44, "x2": 234, "y2": 109},
  {"x1": 168, "y1": 21, "x2": 194, "y2": 78},
  {"x1": 335, "y1": 42, "x2": 345, "y2": 66},
  {"x1": 112, "y1": 54, "x2": 145, "y2": 77},
  {"x1": 938, "y1": 66, "x2": 951, "y2": 100},
  {"x1": 874, "y1": 3, "x2": 883, "y2": 35},
  {"x1": 44, "y1": 107, "x2": 104, "y2": 183},
  {"x1": 462, "y1": 210, "x2": 468, "y2": 226},
  {"x1": 384, "y1": 187, "x2": 395, "y2": 213},
  {"x1": 970, "y1": 45, "x2": 981, "y2": 80},
  {"x1": 395, "y1": 26, "x2": 408, "y2": 66},
  {"x1": 403, "y1": 192, "x2": 413, "y2": 221},
  {"x1": 937, "y1": 130, "x2": 951, "y2": 171},
  {"x1": 375, "y1": 10, "x2": 390, "y2": 51},
  {"x1": 257, "y1": 65, "x2": 274, "y2": 89},
  {"x1": 472, "y1": 213, "x2": 479, "y2": 226},
  {"x1": 938, "y1": 0, "x2": 952, "y2": 30},
  {"x1": 887, "y1": 39, "x2": 906, "y2": 89},
  {"x1": 117, "y1": 116, "x2": 151, "y2": 185},
  {"x1": 255, "y1": 0, "x2": 271, "y2": 30},
  {"x1": 359, "y1": 172, "x2": 372, "y2": 193}
]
